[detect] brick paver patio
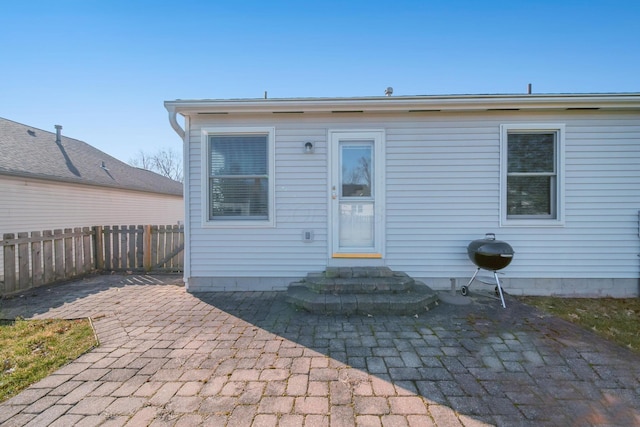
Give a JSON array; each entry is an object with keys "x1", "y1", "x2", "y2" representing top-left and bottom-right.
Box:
[{"x1": 1, "y1": 274, "x2": 639, "y2": 426}]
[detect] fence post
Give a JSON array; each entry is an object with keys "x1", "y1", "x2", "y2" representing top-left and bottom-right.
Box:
[
  {"x1": 64, "y1": 228, "x2": 74, "y2": 278},
  {"x1": 18, "y1": 231, "x2": 30, "y2": 290},
  {"x1": 157, "y1": 225, "x2": 166, "y2": 270},
  {"x1": 94, "y1": 226, "x2": 104, "y2": 271},
  {"x1": 43, "y1": 230, "x2": 54, "y2": 283},
  {"x1": 128, "y1": 225, "x2": 136, "y2": 270},
  {"x1": 104, "y1": 226, "x2": 112, "y2": 270},
  {"x1": 151, "y1": 225, "x2": 159, "y2": 271},
  {"x1": 112, "y1": 225, "x2": 120, "y2": 270},
  {"x1": 54, "y1": 229, "x2": 64, "y2": 280},
  {"x1": 136, "y1": 225, "x2": 144, "y2": 270},
  {"x1": 143, "y1": 225, "x2": 152, "y2": 272},
  {"x1": 168, "y1": 225, "x2": 175, "y2": 268},
  {"x1": 74, "y1": 228, "x2": 83, "y2": 277},
  {"x1": 120, "y1": 225, "x2": 128, "y2": 270},
  {"x1": 172, "y1": 225, "x2": 180, "y2": 268},
  {"x1": 3, "y1": 233, "x2": 16, "y2": 294},
  {"x1": 82, "y1": 227, "x2": 92, "y2": 274},
  {"x1": 31, "y1": 231, "x2": 43, "y2": 287},
  {"x1": 178, "y1": 225, "x2": 184, "y2": 270}
]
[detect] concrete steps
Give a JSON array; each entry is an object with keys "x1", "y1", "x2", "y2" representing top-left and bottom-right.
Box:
[{"x1": 286, "y1": 267, "x2": 439, "y2": 315}]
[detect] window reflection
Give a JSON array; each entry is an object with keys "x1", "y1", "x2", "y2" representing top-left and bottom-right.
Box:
[{"x1": 341, "y1": 145, "x2": 372, "y2": 197}]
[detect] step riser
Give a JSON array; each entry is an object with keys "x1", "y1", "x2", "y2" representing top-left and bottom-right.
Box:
[
  {"x1": 324, "y1": 267, "x2": 397, "y2": 279},
  {"x1": 287, "y1": 285, "x2": 439, "y2": 316},
  {"x1": 296, "y1": 278, "x2": 415, "y2": 294},
  {"x1": 287, "y1": 268, "x2": 440, "y2": 315}
]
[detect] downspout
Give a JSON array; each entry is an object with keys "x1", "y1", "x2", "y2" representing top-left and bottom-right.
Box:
[
  {"x1": 165, "y1": 105, "x2": 190, "y2": 290},
  {"x1": 166, "y1": 106, "x2": 185, "y2": 139},
  {"x1": 181, "y1": 115, "x2": 191, "y2": 291}
]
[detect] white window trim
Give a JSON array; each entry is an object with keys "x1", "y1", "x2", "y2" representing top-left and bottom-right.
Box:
[
  {"x1": 201, "y1": 126, "x2": 276, "y2": 228},
  {"x1": 500, "y1": 123, "x2": 565, "y2": 227}
]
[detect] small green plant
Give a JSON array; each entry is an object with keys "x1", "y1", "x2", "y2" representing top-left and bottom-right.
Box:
[
  {"x1": 0, "y1": 318, "x2": 97, "y2": 402},
  {"x1": 519, "y1": 297, "x2": 640, "y2": 353}
]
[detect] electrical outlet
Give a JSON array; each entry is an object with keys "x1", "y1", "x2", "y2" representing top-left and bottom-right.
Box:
[{"x1": 302, "y1": 230, "x2": 314, "y2": 243}]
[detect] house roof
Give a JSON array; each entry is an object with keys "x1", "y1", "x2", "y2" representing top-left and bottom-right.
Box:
[
  {"x1": 165, "y1": 92, "x2": 640, "y2": 115},
  {"x1": 0, "y1": 117, "x2": 183, "y2": 197}
]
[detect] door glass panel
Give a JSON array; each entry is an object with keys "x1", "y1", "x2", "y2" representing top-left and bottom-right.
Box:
[
  {"x1": 338, "y1": 141, "x2": 375, "y2": 249},
  {"x1": 341, "y1": 144, "x2": 372, "y2": 197},
  {"x1": 339, "y1": 203, "x2": 374, "y2": 247}
]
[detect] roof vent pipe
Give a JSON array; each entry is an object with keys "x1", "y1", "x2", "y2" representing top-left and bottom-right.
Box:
[
  {"x1": 527, "y1": 83, "x2": 532, "y2": 95},
  {"x1": 54, "y1": 125, "x2": 62, "y2": 144},
  {"x1": 385, "y1": 87, "x2": 393, "y2": 96}
]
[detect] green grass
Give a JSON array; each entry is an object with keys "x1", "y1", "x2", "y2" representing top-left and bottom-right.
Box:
[
  {"x1": 0, "y1": 318, "x2": 97, "y2": 402},
  {"x1": 518, "y1": 296, "x2": 640, "y2": 353}
]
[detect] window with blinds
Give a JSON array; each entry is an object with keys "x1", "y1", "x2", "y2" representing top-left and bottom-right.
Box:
[
  {"x1": 506, "y1": 132, "x2": 557, "y2": 218},
  {"x1": 500, "y1": 123, "x2": 565, "y2": 226},
  {"x1": 208, "y1": 134, "x2": 269, "y2": 220}
]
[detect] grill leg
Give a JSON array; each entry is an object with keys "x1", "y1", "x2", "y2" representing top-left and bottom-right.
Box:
[
  {"x1": 494, "y1": 271, "x2": 506, "y2": 309},
  {"x1": 461, "y1": 268, "x2": 480, "y2": 297},
  {"x1": 465, "y1": 268, "x2": 480, "y2": 289}
]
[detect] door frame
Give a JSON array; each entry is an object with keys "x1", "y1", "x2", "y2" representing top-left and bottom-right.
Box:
[{"x1": 328, "y1": 129, "x2": 385, "y2": 262}]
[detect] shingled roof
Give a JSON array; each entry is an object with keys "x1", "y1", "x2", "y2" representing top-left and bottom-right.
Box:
[{"x1": 0, "y1": 117, "x2": 182, "y2": 197}]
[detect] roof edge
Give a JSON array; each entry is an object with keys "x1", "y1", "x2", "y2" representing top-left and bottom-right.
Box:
[{"x1": 165, "y1": 93, "x2": 640, "y2": 115}]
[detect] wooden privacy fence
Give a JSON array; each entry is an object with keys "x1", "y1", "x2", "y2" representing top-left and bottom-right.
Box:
[
  {"x1": 1, "y1": 228, "x2": 94, "y2": 296},
  {"x1": 1, "y1": 225, "x2": 184, "y2": 296}
]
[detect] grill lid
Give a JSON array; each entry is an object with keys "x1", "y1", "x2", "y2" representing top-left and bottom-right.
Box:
[
  {"x1": 467, "y1": 233, "x2": 514, "y2": 270},
  {"x1": 476, "y1": 243, "x2": 514, "y2": 257}
]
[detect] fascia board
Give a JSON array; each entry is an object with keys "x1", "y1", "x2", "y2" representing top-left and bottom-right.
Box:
[{"x1": 165, "y1": 94, "x2": 640, "y2": 115}]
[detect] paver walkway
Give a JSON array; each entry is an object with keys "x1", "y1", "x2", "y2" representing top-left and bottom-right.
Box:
[{"x1": 1, "y1": 274, "x2": 639, "y2": 426}]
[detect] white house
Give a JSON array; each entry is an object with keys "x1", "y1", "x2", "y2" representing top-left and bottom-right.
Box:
[
  {"x1": 0, "y1": 117, "x2": 184, "y2": 267},
  {"x1": 165, "y1": 93, "x2": 640, "y2": 297}
]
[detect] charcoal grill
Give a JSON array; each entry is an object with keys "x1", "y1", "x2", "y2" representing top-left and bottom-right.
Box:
[{"x1": 461, "y1": 233, "x2": 514, "y2": 308}]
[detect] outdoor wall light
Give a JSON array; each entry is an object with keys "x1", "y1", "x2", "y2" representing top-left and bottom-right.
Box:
[{"x1": 304, "y1": 142, "x2": 314, "y2": 154}]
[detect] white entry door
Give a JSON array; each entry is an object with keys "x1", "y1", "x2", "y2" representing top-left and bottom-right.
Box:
[{"x1": 329, "y1": 130, "x2": 384, "y2": 258}]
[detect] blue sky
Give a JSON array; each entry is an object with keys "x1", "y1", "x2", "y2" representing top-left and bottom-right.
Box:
[{"x1": 1, "y1": 0, "x2": 639, "y2": 163}]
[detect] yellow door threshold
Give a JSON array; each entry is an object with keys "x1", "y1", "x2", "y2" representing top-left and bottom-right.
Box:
[{"x1": 332, "y1": 253, "x2": 382, "y2": 259}]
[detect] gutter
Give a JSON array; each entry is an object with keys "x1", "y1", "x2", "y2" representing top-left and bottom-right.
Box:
[{"x1": 164, "y1": 93, "x2": 640, "y2": 115}]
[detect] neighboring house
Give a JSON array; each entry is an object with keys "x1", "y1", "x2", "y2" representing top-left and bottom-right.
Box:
[
  {"x1": 164, "y1": 93, "x2": 640, "y2": 297},
  {"x1": 0, "y1": 117, "x2": 184, "y2": 275}
]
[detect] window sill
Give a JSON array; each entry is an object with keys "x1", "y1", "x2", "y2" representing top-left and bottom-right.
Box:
[
  {"x1": 202, "y1": 219, "x2": 275, "y2": 229},
  {"x1": 500, "y1": 219, "x2": 565, "y2": 227}
]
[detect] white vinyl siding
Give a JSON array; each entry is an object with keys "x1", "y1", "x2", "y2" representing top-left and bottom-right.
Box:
[
  {"x1": 184, "y1": 111, "x2": 640, "y2": 295},
  {"x1": 188, "y1": 119, "x2": 327, "y2": 279},
  {"x1": 0, "y1": 176, "x2": 183, "y2": 232}
]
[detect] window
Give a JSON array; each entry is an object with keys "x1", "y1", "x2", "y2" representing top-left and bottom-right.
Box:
[
  {"x1": 500, "y1": 124, "x2": 564, "y2": 226},
  {"x1": 202, "y1": 127, "x2": 275, "y2": 226}
]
